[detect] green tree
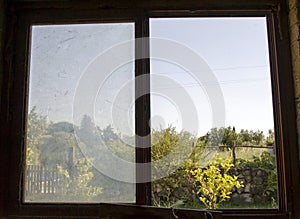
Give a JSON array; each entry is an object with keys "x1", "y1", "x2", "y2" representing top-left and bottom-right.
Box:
[
  {"x1": 26, "y1": 110, "x2": 102, "y2": 202},
  {"x1": 204, "y1": 127, "x2": 237, "y2": 149},
  {"x1": 38, "y1": 131, "x2": 83, "y2": 167},
  {"x1": 47, "y1": 121, "x2": 75, "y2": 135},
  {"x1": 26, "y1": 107, "x2": 48, "y2": 165},
  {"x1": 101, "y1": 125, "x2": 119, "y2": 143},
  {"x1": 236, "y1": 129, "x2": 265, "y2": 146},
  {"x1": 151, "y1": 126, "x2": 179, "y2": 163},
  {"x1": 77, "y1": 115, "x2": 98, "y2": 147},
  {"x1": 266, "y1": 129, "x2": 275, "y2": 146},
  {"x1": 151, "y1": 127, "x2": 200, "y2": 207}
]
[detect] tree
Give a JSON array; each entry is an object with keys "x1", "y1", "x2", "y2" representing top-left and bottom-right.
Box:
[
  {"x1": 47, "y1": 121, "x2": 75, "y2": 135},
  {"x1": 205, "y1": 127, "x2": 224, "y2": 147},
  {"x1": 236, "y1": 129, "x2": 265, "y2": 146},
  {"x1": 26, "y1": 107, "x2": 48, "y2": 165},
  {"x1": 151, "y1": 127, "x2": 200, "y2": 207},
  {"x1": 25, "y1": 110, "x2": 101, "y2": 202},
  {"x1": 101, "y1": 125, "x2": 119, "y2": 143},
  {"x1": 201, "y1": 127, "x2": 268, "y2": 148},
  {"x1": 203, "y1": 127, "x2": 237, "y2": 149},
  {"x1": 266, "y1": 129, "x2": 275, "y2": 146},
  {"x1": 77, "y1": 115, "x2": 98, "y2": 147},
  {"x1": 151, "y1": 126, "x2": 179, "y2": 163},
  {"x1": 38, "y1": 131, "x2": 82, "y2": 168}
]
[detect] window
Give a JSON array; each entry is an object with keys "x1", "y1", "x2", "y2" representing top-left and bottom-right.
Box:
[
  {"x1": 3, "y1": 1, "x2": 299, "y2": 218},
  {"x1": 150, "y1": 17, "x2": 278, "y2": 209},
  {"x1": 25, "y1": 23, "x2": 135, "y2": 203}
]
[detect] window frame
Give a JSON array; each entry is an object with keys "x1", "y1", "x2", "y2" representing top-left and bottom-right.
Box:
[{"x1": 2, "y1": 0, "x2": 300, "y2": 218}]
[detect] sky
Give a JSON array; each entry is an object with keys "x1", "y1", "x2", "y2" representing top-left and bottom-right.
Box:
[
  {"x1": 28, "y1": 17, "x2": 274, "y2": 137},
  {"x1": 150, "y1": 17, "x2": 273, "y2": 135}
]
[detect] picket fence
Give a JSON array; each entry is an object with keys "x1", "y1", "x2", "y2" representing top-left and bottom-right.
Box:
[{"x1": 26, "y1": 165, "x2": 61, "y2": 194}]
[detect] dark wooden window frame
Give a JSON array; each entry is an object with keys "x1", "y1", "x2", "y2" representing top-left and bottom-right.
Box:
[{"x1": 2, "y1": 0, "x2": 300, "y2": 218}]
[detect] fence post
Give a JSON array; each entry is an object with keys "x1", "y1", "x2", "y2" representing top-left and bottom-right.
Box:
[
  {"x1": 232, "y1": 142, "x2": 236, "y2": 166},
  {"x1": 68, "y1": 147, "x2": 74, "y2": 178}
]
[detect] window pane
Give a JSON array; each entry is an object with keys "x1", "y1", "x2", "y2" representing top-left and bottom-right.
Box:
[
  {"x1": 25, "y1": 23, "x2": 135, "y2": 203},
  {"x1": 150, "y1": 17, "x2": 277, "y2": 209}
]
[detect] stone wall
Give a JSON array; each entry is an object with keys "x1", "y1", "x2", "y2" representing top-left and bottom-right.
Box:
[{"x1": 230, "y1": 168, "x2": 270, "y2": 205}]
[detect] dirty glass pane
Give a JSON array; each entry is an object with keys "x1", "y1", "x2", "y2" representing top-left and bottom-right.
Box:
[
  {"x1": 25, "y1": 23, "x2": 135, "y2": 203},
  {"x1": 150, "y1": 17, "x2": 277, "y2": 209}
]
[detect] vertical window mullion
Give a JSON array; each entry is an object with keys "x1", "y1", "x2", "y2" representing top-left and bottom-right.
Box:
[{"x1": 135, "y1": 15, "x2": 151, "y2": 205}]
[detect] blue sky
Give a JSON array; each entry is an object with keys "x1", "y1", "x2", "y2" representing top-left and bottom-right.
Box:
[
  {"x1": 150, "y1": 17, "x2": 273, "y2": 135},
  {"x1": 29, "y1": 17, "x2": 274, "y2": 137}
]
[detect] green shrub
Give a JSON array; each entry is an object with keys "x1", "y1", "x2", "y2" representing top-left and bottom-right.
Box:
[
  {"x1": 152, "y1": 159, "x2": 196, "y2": 207},
  {"x1": 191, "y1": 153, "x2": 243, "y2": 209},
  {"x1": 57, "y1": 158, "x2": 102, "y2": 201}
]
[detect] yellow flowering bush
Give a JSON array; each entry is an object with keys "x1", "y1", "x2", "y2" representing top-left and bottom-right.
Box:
[{"x1": 191, "y1": 153, "x2": 243, "y2": 209}]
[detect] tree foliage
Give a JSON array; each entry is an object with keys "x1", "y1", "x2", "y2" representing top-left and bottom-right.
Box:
[
  {"x1": 151, "y1": 127, "x2": 200, "y2": 207},
  {"x1": 57, "y1": 158, "x2": 102, "y2": 201},
  {"x1": 38, "y1": 131, "x2": 85, "y2": 167},
  {"x1": 200, "y1": 126, "x2": 274, "y2": 148},
  {"x1": 26, "y1": 110, "x2": 102, "y2": 201},
  {"x1": 204, "y1": 127, "x2": 237, "y2": 147},
  {"x1": 26, "y1": 107, "x2": 48, "y2": 165},
  {"x1": 26, "y1": 108, "x2": 277, "y2": 207},
  {"x1": 101, "y1": 125, "x2": 119, "y2": 143},
  {"x1": 236, "y1": 129, "x2": 265, "y2": 146},
  {"x1": 77, "y1": 114, "x2": 98, "y2": 147}
]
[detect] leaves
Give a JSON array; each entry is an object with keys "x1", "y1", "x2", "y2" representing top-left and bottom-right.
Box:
[
  {"x1": 26, "y1": 107, "x2": 48, "y2": 165},
  {"x1": 57, "y1": 158, "x2": 103, "y2": 201},
  {"x1": 191, "y1": 153, "x2": 243, "y2": 209},
  {"x1": 151, "y1": 127, "x2": 199, "y2": 207},
  {"x1": 26, "y1": 109, "x2": 102, "y2": 201}
]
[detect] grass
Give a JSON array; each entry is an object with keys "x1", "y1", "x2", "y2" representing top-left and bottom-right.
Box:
[{"x1": 198, "y1": 147, "x2": 269, "y2": 167}]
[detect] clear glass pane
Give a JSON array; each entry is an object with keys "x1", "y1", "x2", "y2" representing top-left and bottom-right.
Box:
[
  {"x1": 25, "y1": 23, "x2": 135, "y2": 203},
  {"x1": 150, "y1": 17, "x2": 277, "y2": 209}
]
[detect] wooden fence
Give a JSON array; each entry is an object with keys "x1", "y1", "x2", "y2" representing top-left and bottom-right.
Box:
[{"x1": 26, "y1": 165, "x2": 61, "y2": 195}]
